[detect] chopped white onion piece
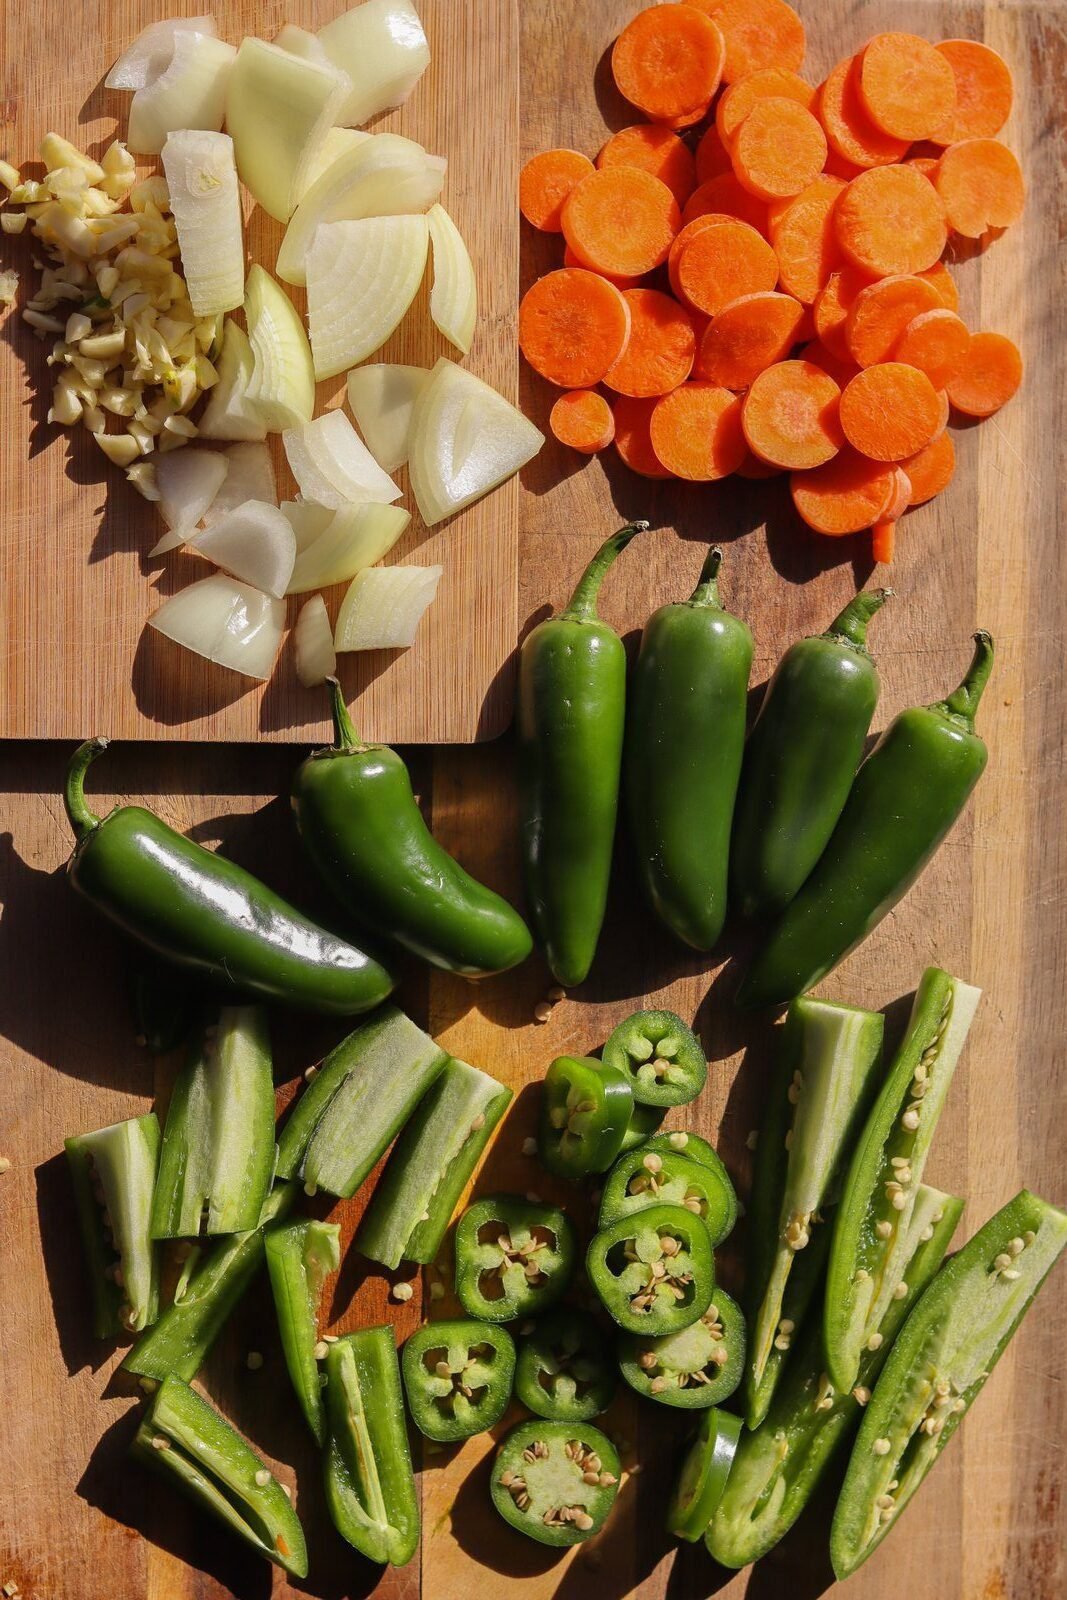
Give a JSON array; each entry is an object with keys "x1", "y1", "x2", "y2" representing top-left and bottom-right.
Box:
[
  {"x1": 318, "y1": 0, "x2": 430, "y2": 127},
  {"x1": 294, "y1": 595, "x2": 336, "y2": 687},
  {"x1": 306, "y1": 215, "x2": 428, "y2": 381},
  {"x1": 150, "y1": 449, "x2": 229, "y2": 555},
  {"x1": 283, "y1": 410, "x2": 401, "y2": 509},
  {"x1": 277, "y1": 132, "x2": 444, "y2": 286},
  {"x1": 226, "y1": 37, "x2": 347, "y2": 223},
  {"x1": 287, "y1": 502, "x2": 410, "y2": 594},
  {"x1": 281, "y1": 500, "x2": 334, "y2": 551},
  {"x1": 149, "y1": 573, "x2": 284, "y2": 680},
  {"x1": 127, "y1": 32, "x2": 235, "y2": 156},
  {"x1": 273, "y1": 23, "x2": 333, "y2": 68},
  {"x1": 408, "y1": 357, "x2": 544, "y2": 526},
  {"x1": 188, "y1": 500, "x2": 296, "y2": 598},
  {"x1": 346, "y1": 363, "x2": 429, "y2": 473},
  {"x1": 105, "y1": 15, "x2": 218, "y2": 91},
  {"x1": 335, "y1": 565, "x2": 442, "y2": 652},
  {"x1": 161, "y1": 131, "x2": 244, "y2": 317},
  {"x1": 198, "y1": 319, "x2": 267, "y2": 441},
  {"x1": 427, "y1": 203, "x2": 477, "y2": 355},
  {"x1": 201, "y1": 442, "x2": 277, "y2": 528},
  {"x1": 298, "y1": 126, "x2": 372, "y2": 200},
  {"x1": 243, "y1": 265, "x2": 315, "y2": 431}
]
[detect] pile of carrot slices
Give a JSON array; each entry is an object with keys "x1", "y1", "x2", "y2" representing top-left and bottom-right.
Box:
[{"x1": 518, "y1": 0, "x2": 1025, "y2": 562}]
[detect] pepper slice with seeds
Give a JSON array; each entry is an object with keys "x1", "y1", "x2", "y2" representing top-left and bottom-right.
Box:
[
  {"x1": 587, "y1": 1201, "x2": 716, "y2": 1336},
  {"x1": 619, "y1": 1287, "x2": 745, "y2": 1408},
  {"x1": 831, "y1": 1189, "x2": 1067, "y2": 1580},
  {"x1": 455, "y1": 1195, "x2": 576, "y2": 1323},
  {"x1": 264, "y1": 1218, "x2": 341, "y2": 1445},
  {"x1": 490, "y1": 1419, "x2": 621, "y2": 1547},
  {"x1": 824, "y1": 968, "x2": 980, "y2": 1394},
  {"x1": 599, "y1": 1142, "x2": 737, "y2": 1248},
  {"x1": 667, "y1": 1408, "x2": 743, "y2": 1541},
  {"x1": 66, "y1": 1113, "x2": 161, "y2": 1338},
  {"x1": 324, "y1": 1327, "x2": 420, "y2": 1566},
  {"x1": 538, "y1": 1054, "x2": 633, "y2": 1179},
  {"x1": 601, "y1": 1009, "x2": 708, "y2": 1108},
  {"x1": 402, "y1": 1318, "x2": 515, "y2": 1443},
  {"x1": 514, "y1": 1308, "x2": 617, "y2": 1422}
]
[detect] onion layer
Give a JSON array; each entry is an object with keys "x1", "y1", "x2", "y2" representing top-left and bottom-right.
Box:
[
  {"x1": 283, "y1": 410, "x2": 401, "y2": 508},
  {"x1": 408, "y1": 358, "x2": 544, "y2": 526},
  {"x1": 335, "y1": 565, "x2": 443, "y2": 652},
  {"x1": 294, "y1": 595, "x2": 337, "y2": 687},
  {"x1": 150, "y1": 448, "x2": 229, "y2": 554},
  {"x1": 287, "y1": 502, "x2": 411, "y2": 594},
  {"x1": 198, "y1": 319, "x2": 267, "y2": 441},
  {"x1": 149, "y1": 573, "x2": 285, "y2": 680},
  {"x1": 226, "y1": 37, "x2": 347, "y2": 222},
  {"x1": 306, "y1": 214, "x2": 429, "y2": 380},
  {"x1": 318, "y1": 0, "x2": 431, "y2": 127},
  {"x1": 244, "y1": 264, "x2": 315, "y2": 431},
  {"x1": 346, "y1": 363, "x2": 429, "y2": 473},
  {"x1": 427, "y1": 203, "x2": 477, "y2": 355},
  {"x1": 161, "y1": 131, "x2": 244, "y2": 317},
  {"x1": 127, "y1": 32, "x2": 235, "y2": 156},
  {"x1": 201, "y1": 442, "x2": 277, "y2": 528},
  {"x1": 106, "y1": 15, "x2": 218, "y2": 91},
  {"x1": 189, "y1": 500, "x2": 297, "y2": 598}
]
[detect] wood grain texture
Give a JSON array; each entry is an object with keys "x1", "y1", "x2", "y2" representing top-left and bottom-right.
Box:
[{"x1": 0, "y1": 0, "x2": 519, "y2": 744}]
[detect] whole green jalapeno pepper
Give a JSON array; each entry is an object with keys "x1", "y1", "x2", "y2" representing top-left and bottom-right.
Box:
[
  {"x1": 292, "y1": 680, "x2": 532, "y2": 977},
  {"x1": 738, "y1": 631, "x2": 994, "y2": 1011},
  {"x1": 730, "y1": 587, "x2": 891, "y2": 923},
  {"x1": 517, "y1": 522, "x2": 648, "y2": 988},
  {"x1": 625, "y1": 546, "x2": 753, "y2": 951}
]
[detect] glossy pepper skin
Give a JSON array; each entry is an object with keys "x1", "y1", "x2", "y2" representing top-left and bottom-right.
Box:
[
  {"x1": 738, "y1": 632, "x2": 994, "y2": 1011},
  {"x1": 293, "y1": 680, "x2": 532, "y2": 977},
  {"x1": 517, "y1": 522, "x2": 648, "y2": 987},
  {"x1": 730, "y1": 587, "x2": 891, "y2": 923},
  {"x1": 625, "y1": 547, "x2": 753, "y2": 951},
  {"x1": 64, "y1": 739, "x2": 394, "y2": 1017},
  {"x1": 323, "y1": 1328, "x2": 420, "y2": 1567}
]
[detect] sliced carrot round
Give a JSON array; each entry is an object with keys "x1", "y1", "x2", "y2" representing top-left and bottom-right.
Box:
[
  {"x1": 791, "y1": 448, "x2": 896, "y2": 533},
  {"x1": 562, "y1": 168, "x2": 681, "y2": 278},
  {"x1": 518, "y1": 269, "x2": 632, "y2": 387},
  {"x1": 742, "y1": 358, "x2": 842, "y2": 468},
  {"x1": 562, "y1": 243, "x2": 643, "y2": 289},
  {"x1": 845, "y1": 274, "x2": 942, "y2": 367},
  {"x1": 549, "y1": 390, "x2": 616, "y2": 454},
  {"x1": 859, "y1": 32, "x2": 958, "y2": 142},
  {"x1": 839, "y1": 362, "x2": 942, "y2": 459},
  {"x1": 835, "y1": 164, "x2": 948, "y2": 276},
  {"x1": 613, "y1": 394, "x2": 675, "y2": 477},
  {"x1": 695, "y1": 291, "x2": 805, "y2": 389},
  {"x1": 894, "y1": 308, "x2": 970, "y2": 388},
  {"x1": 813, "y1": 266, "x2": 872, "y2": 359},
  {"x1": 930, "y1": 41, "x2": 1014, "y2": 144},
  {"x1": 695, "y1": 124, "x2": 733, "y2": 184},
  {"x1": 691, "y1": 0, "x2": 805, "y2": 83},
  {"x1": 818, "y1": 57, "x2": 909, "y2": 170},
  {"x1": 800, "y1": 339, "x2": 861, "y2": 391},
  {"x1": 770, "y1": 174, "x2": 846, "y2": 303},
  {"x1": 603, "y1": 287, "x2": 697, "y2": 398},
  {"x1": 945, "y1": 330, "x2": 1023, "y2": 417},
  {"x1": 918, "y1": 260, "x2": 959, "y2": 313},
  {"x1": 732, "y1": 98, "x2": 827, "y2": 201},
  {"x1": 934, "y1": 138, "x2": 1025, "y2": 238},
  {"x1": 650, "y1": 382, "x2": 747, "y2": 479},
  {"x1": 716, "y1": 67, "x2": 815, "y2": 146},
  {"x1": 519, "y1": 149, "x2": 596, "y2": 232},
  {"x1": 682, "y1": 172, "x2": 769, "y2": 234},
  {"x1": 597, "y1": 124, "x2": 697, "y2": 209},
  {"x1": 612, "y1": 4, "x2": 726, "y2": 122},
  {"x1": 674, "y1": 218, "x2": 779, "y2": 316},
  {"x1": 900, "y1": 431, "x2": 956, "y2": 504}
]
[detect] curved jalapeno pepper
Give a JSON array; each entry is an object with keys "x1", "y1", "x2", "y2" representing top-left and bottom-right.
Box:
[
  {"x1": 323, "y1": 1328, "x2": 420, "y2": 1567},
  {"x1": 739, "y1": 632, "x2": 994, "y2": 1010},
  {"x1": 66, "y1": 1113, "x2": 161, "y2": 1338},
  {"x1": 625, "y1": 547, "x2": 753, "y2": 951},
  {"x1": 667, "y1": 1408, "x2": 743, "y2": 1542},
  {"x1": 538, "y1": 1054, "x2": 633, "y2": 1179},
  {"x1": 619, "y1": 1286, "x2": 745, "y2": 1409},
  {"x1": 618, "y1": 1099, "x2": 667, "y2": 1153},
  {"x1": 514, "y1": 1309, "x2": 617, "y2": 1422},
  {"x1": 292, "y1": 681, "x2": 532, "y2": 977},
  {"x1": 600, "y1": 1143, "x2": 737, "y2": 1248},
  {"x1": 264, "y1": 1218, "x2": 341, "y2": 1446},
  {"x1": 587, "y1": 1202, "x2": 715, "y2": 1336},
  {"x1": 730, "y1": 588, "x2": 891, "y2": 923},
  {"x1": 517, "y1": 522, "x2": 648, "y2": 988},
  {"x1": 491, "y1": 1419, "x2": 621, "y2": 1546},
  {"x1": 455, "y1": 1195, "x2": 576, "y2": 1323},
  {"x1": 64, "y1": 739, "x2": 395, "y2": 1017},
  {"x1": 601, "y1": 1008, "x2": 707, "y2": 1109},
  {"x1": 401, "y1": 1318, "x2": 515, "y2": 1443}
]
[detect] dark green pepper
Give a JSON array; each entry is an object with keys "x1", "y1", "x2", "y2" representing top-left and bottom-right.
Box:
[
  {"x1": 624, "y1": 546, "x2": 753, "y2": 950},
  {"x1": 730, "y1": 588, "x2": 891, "y2": 923},
  {"x1": 587, "y1": 1202, "x2": 715, "y2": 1336},
  {"x1": 66, "y1": 1113, "x2": 161, "y2": 1338},
  {"x1": 601, "y1": 1008, "x2": 707, "y2": 1108},
  {"x1": 401, "y1": 1318, "x2": 515, "y2": 1443},
  {"x1": 517, "y1": 522, "x2": 647, "y2": 987},
  {"x1": 617, "y1": 1100, "x2": 668, "y2": 1152},
  {"x1": 264, "y1": 1218, "x2": 341, "y2": 1445},
  {"x1": 514, "y1": 1309, "x2": 617, "y2": 1422},
  {"x1": 738, "y1": 632, "x2": 994, "y2": 1010},
  {"x1": 455, "y1": 1195, "x2": 576, "y2": 1322},
  {"x1": 667, "y1": 1408, "x2": 742, "y2": 1542},
  {"x1": 491, "y1": 1419, "x2": 620, "y2": 1546},
  {"x1": 323, "y1": 1327, "x2": 420, "y2": 1567},
  {"x1": 599, "y1": 1142, "x2": 737, "y2": 1249},
  {"x1": 619, "y1": 1286, "x2": 744, "y2": 1408},
  {"x1": 538, "y1": 1054, "x2": 633, "y2": 1179},
  {"x1": 64, "y1": 738, "x2": 395, "y2": 1017}
]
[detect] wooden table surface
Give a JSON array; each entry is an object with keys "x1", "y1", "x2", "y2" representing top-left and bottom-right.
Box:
[{"x1": 2, "y1": 2, "x2": 1066, "y2": 1599}]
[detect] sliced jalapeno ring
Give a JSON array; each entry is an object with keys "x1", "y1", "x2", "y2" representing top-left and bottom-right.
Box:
[
  {"x1": 599, "y1": 1143, "x2": 738, "y2": 1248},
  {"x1": 490, "y1": 1419, "x2": 621, "y2": 1546},
  {"x1": 619, "y1": 1287, "x2": 745, "y2": 1409},
  {"x1": 667, "y1": 1408, "x2": 743, "y2": 1542},
  {"x1": 538, "y1": 1055, "x2": 633, "y2": 1179},
  {"x1": 601, "y1": 1009, "x2": 707, "y2": 1108},
  {"x1": 402, "y1": 1319, "x2": 515, "y2": 1443},
  {"x1": 587, "y1": 1202, "x2": 715, "y2": 1336},
  {"x1": 455, "y1": 1195, "x2": 576, "y2": 1324},
  {"x1": 617, "y1": 1099, "x2": 667, "y2": 1153},
  {"x1": 514, "y1": 1309, "x2": 617, "y2": 1422}
]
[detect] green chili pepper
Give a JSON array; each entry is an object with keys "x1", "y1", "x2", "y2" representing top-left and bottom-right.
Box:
[
  {"x1": 517, "y1": 522, "x2": 648, "y2": 988},
  {"x1": 64, "y1": 738, "x2": 395, "y2": 1017},
  {"x1": 538, "y1": 1054, "x2": 633, "y2": 1179},
  {"x1": 739, "y1": 632, "x2": 994, "y2": 1010},
  {"x1": 358, "y1": 1057, "x2": 512, "y2": 1270},
  {"x1": 275, "y1": 1006, "x2": 449, "y2": 1198},
  {"x1": 831, "y1": 1189, "x2": 1067, "y2": 1580},
  {"x1": 123, "y1": 1184, "x2": 296, "y2": 1383},
  {"x1": 133, "y1": 1374, "x2": 308, "y2": 1576},
  {"x1": 667, "y1": 1408, "x2": 743, "y2": 1542},
  {"x1": 599, "y1": 1141, "x2": 737, "y2": 1248},
  {"x1": 323, "y1": 1328, "x2": 420, "y2": 1567},
  {"x1": 151, "y1": 1006, "x2": 276, "y2": 1239},
  {"x1": 825, "y1": 969, "x2": 981, "y2": 1394},
  {"x1": 620, "y1": 1285, "x2": 745, "y2": 1408},
  {"x1": 264, "y1": 1218, "x2": 341, "y2": 1445},
  {"x1": 601, "y1": 1007, "x2": 707, "y2": 1109},
  {"x1": 730, "y1": 588, "x2": 891, "y2": 923},
  {"x1": 587, "y1": 1202, "x2": 716, "y2": 1336},
  {"x1": 65, "y1": 1113, "x2": 161, "y2": 1338},
  {"x1": 491, "y1": 1419, "x2": 621, "y2": 1546},
  {"x1": 454, "y1": 1195, "x2": 576, "y2": 1323},
  {"x1": 745, "y1": 998, "x2": 884, "y2": 1428},
  {"x1": 708, "y1": 1184, "x2": 961, "y2": 1568},
  {"x1": 617, "y1": 1100, "x2": 668, "y2": 1152},
  {"x1": 625, "y1": 547, "x2": 753, "y2": 950},
  {"x1": 292, "y1": 680, "x2": 532, "y2": 976},
  {"x1": 401, "y1": 1318, "x2": 516, "y2": 1442},
  {"x1": 514, "y1": 1309, "x2": 617, "y2": 1422},
  {"x1": 645, "y1": 1129, "x2": 721, "y2": 1169}
]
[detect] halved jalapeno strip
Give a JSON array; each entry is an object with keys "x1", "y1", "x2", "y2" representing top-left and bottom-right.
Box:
[
  {"x1": 324, "y1": 1327, "x2": 420, "y2": 1567},
  {"x1": 831, "y1": 1189, "x2": 1067, "y2": 1581},
  {"x1": 619, "y1": 1287, "x2": 745, "y2": 1409},
  {"x1": 587, "y1": 1202, "x2": 715, "y2": 1336},
  {"x1": 491, "y1": 1419, "x2": 621, "y2": 1547},
  {"x1": 601, "y1": 1008, "x2": 707, "y2": 1108},
  {"x1": 538, "y1": 1054, "x2": 633, "y2": 1179},
  {"x1": 66, "y1": 1113, "x2": 162, "y2": 1339},
  {"x1": 599, "y1": 1143, "x2": 737, "y2": 1248},
  {"x1": 455, "y1": 1195, "x2": 576, "y2": 1324},
  {"x1": 402, "y1": 1319, "x2": 515, "y2": 1443},
  {"x1": 667, "y1": 1408, "x2": 743, "y2": 1542},
  {"x1": 514, "y1": 1309, "x2": 617, "y2": 1422},
  {"x1": 264, "y1": 1218, "x2": 341, "y2": 1446}
]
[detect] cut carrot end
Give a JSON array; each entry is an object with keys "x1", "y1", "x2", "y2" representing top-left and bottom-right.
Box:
[
  {"x1": 549, "y1": 389, "x2": 616, "y2": 454},
  {"x1": 871, "y1": 519, "x2": 896, "y2": 563}
]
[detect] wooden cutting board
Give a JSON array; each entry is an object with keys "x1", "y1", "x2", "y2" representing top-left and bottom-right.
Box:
[{"x1": 0, "y1": 0, "x2": 519, "y2": 744}]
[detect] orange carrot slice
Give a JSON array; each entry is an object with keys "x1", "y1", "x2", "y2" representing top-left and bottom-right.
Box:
[
  {"x1": 818, "y1": 57, "x2": 909, "y2": 170},
  {"x1": 549, "y1": 390, "x2": 616, "y2": 453},
  {"x1": 934, "y1": 138, "x2": 1025, "y2": 237},
  {"x1": 791, "y1": 448, "x2": 896, "y2": 533},
  {"x1": 650, "y1": 382, "x2": 747, "y2": 479},
  {"x1": 518, "y1": 268, "x2": 632, "y2": 387},
  {"x1": 770, "y1": 174, "x2": 847, "y2": 303},
  {"x1": 930, "y1": 41, "x2": 1014, "y2": 144},
  {"x1": 695, "y1": 124, "x2": 734, "y2": 184},
  {"x1": 661, "y1": 100, "x2": 715, "y2": 132},
  {"x1": 742, "y1": 358, "x2": 843, "y2": 468},
  {"x1": 716, "y1": 67, "x2": 815, "y2": 146},
  {"x1": 835, "y1": 164, "x2": 948, "y2": 276},
  {"x1": 918, "y1": 260, "x2": 959, "y2": 312},
  {"x1": 845, "y1": 274, "x2": 943, "y2": 367},
  {"x1": 859, "y1": 33, "x2": 958, "y2": 142},
  {"x1": 562, "y1": 168, "x2": 681, "y2": 278},
  {"x1": 813, "y1": 266, "x2": 872, "y2": 359},
  {"x1": 690, "y1": 0, "x2": 805, "y2": 84},
  {"x1": 597, "y1": 124, "x2": 697, "y2": 209},
  {"x1": 603, "y1": 287, "x2": 697, "y2": 397},
  {"x1": 613, "y1": 394, "x2": 675, "y2": 477},
  {"x1": 732, "y1": 97, "x2": 827, "y2": 202},
  {"x1": 562, "y1": 243, "x2": 643, "y2": 289},
  {"x1": 839, "y1": 362, "x2": 942, "y2": 459},
  {"x1": 682, "y1": 172, "x2": 770, "y2": 234},
  {"x1": 945, "y1": 330, "x2": 1023, "y2": 417},
  {"x1": 612, "y1": 4, "x2": 726, "y2": 122},
  {"x1": 824, "y1": 148, "x2": 865, "y2": 182},
  {"x1": 893, "y1": 308, "x2": 970, "y2": 388},
  {"x1": 674, "y1": 217, "x2": 779, "y2": 316},
  {"x1": 519, "y1": 149, "x2": 596, "y2": 232},
  {"x1": 696, "y1": 291, "x2": 805, "y2": 389},
  {"x1": 871, "y1": 519, "x2": 896, "y2": 563},
  {"x1": 900, "y1": 431, "x2": 956, "y2": 503}
]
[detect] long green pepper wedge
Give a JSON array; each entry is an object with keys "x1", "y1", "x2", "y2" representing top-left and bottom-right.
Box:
[
  {"x1": 65, "y1": 1113, "x2": 162, "y2": 1338},
  {"x1": 323, "y1": 1329, "x2": 420, "y2": 1567},
  {"x1": 517, "y1": 522, "x2": 647, "y2": 988},
  {"x1": 264, "y1": 1218, "x2": 341, "y2": 1445}
]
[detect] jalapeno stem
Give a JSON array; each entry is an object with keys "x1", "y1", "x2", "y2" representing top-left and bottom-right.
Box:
[
  {"x1": 932, "y1": 630, "x2": 994, "y2": 730},
  {"x1": 560, "y1": 522, "x2": 648, "y2": 621},
  {"x1": 688, "y1": 545, "x2": 723, "y2": 607},
  {"x1": 326, "y1": 677, "x2": 366, "y2": 753},
  {"x1": 824, "y1": 587, "x2": 893, "y2": 650},
  {"x1": 64, "y1": 736, "x2": 109, "y2": 838}
]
